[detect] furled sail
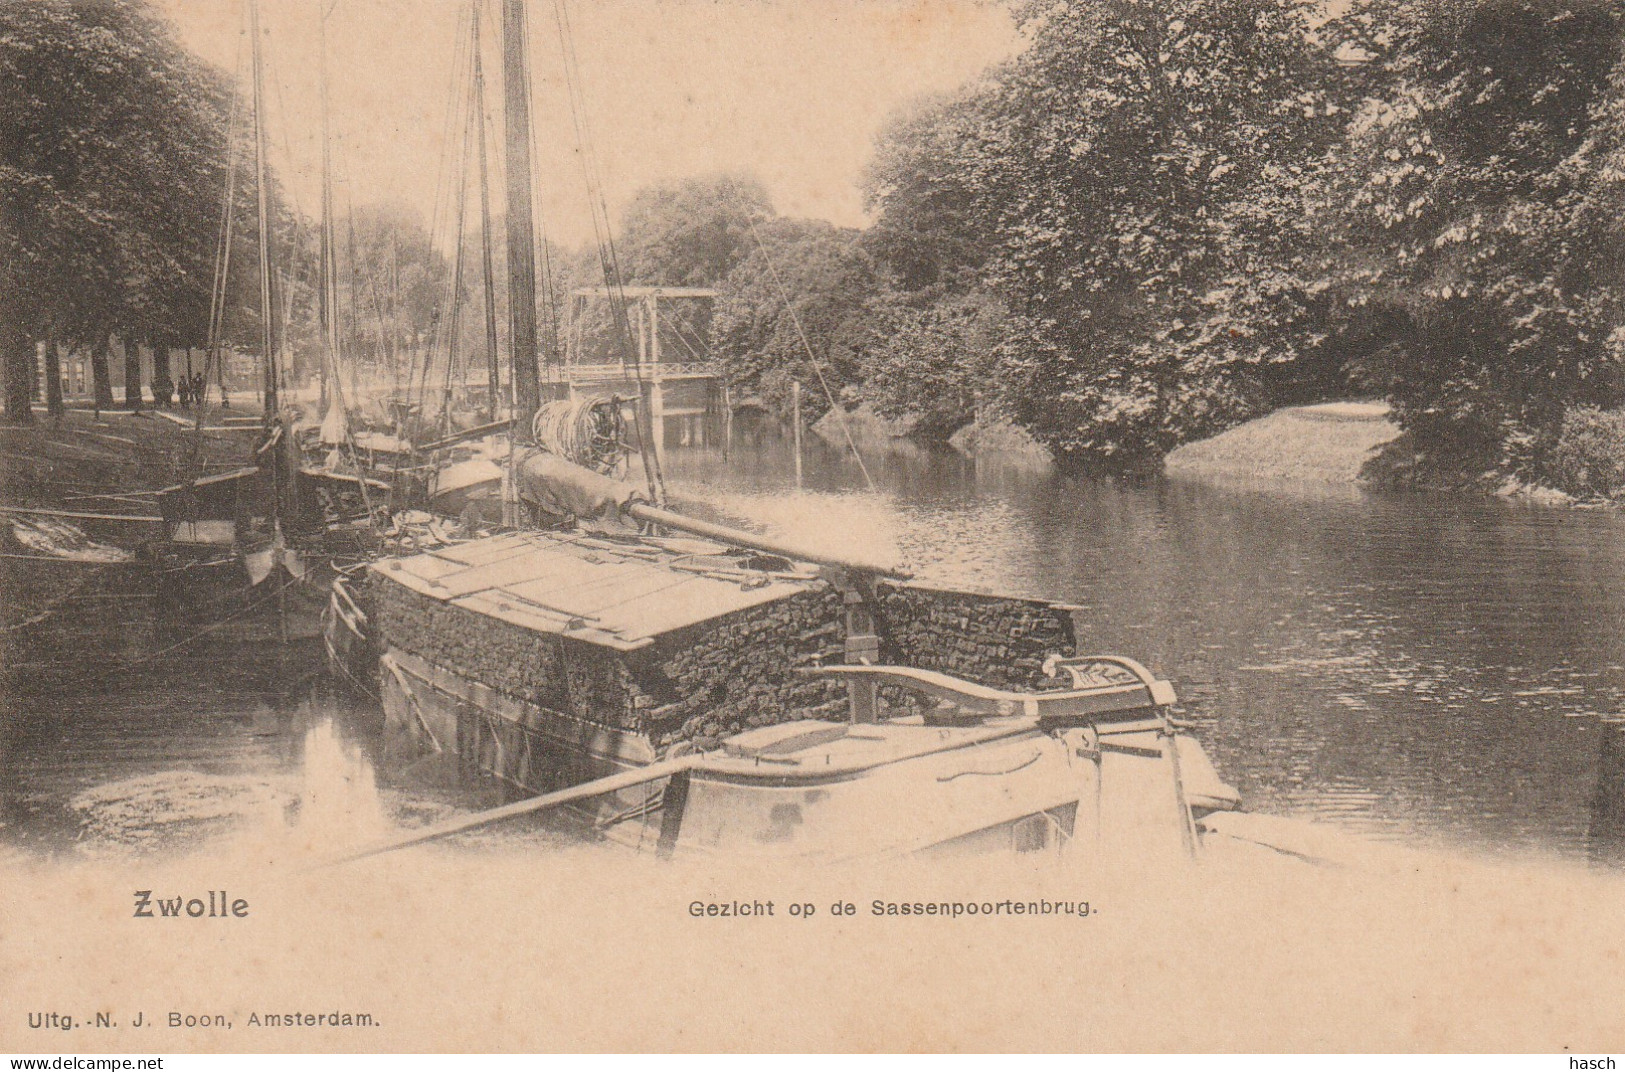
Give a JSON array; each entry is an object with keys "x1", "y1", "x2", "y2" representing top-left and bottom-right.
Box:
[
  {"x1": 319, "y1": 399, "x2": 348, "y2": 447},
  {"x1": 515, "y1": 450, "x2": 647, "y2": 523}
]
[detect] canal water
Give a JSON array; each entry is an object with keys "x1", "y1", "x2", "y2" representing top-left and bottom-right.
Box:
[
  {"x1": 667, "y1": 425, "x2": 1625, "y2": 866},
  {"x1": 4, "y1": 423, "x2": 1624, "y2": 866}
]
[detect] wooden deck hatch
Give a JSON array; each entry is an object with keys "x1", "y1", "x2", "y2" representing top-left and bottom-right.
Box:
[{"x1": 370, "y1": 529, "x2": 822, "y2": 651}]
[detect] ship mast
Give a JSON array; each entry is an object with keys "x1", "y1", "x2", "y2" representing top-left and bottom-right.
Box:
[
  {"x1": 249, "y1": 0, "x2": 277, "y2": 423},
  {"x1": 501, "y1": 0, "x2": 541, "y2": 432},
  {"x1": 317, "y1": 0, "x2": 343, "y2": 438},
  {"x1": 472, "y1": 4, "x2": 502, "y2": 424}
]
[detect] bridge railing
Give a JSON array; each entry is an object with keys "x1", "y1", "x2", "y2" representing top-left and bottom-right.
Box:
[{"x1": 564, "y1": 361, "x2": 720, "y2": 380}]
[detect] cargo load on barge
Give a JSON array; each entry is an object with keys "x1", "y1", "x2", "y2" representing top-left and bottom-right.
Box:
[{"x1": 364, "y1": 526, "x2": 1083, "y2": 781}]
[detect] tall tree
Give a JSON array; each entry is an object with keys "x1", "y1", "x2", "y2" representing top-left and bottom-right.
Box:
[
  {"x1": 122, "y1": 338, "x2": 143, "y2": 410},
  {"x1": 861, "y1": 88, "x2": 995, "y2": 295},
  {"x1": 954, "y1": 0, "x2": 1353, "y2": 473},
  {"x1": 89, "y1": 332, "x2": 113, "y2": 409},
  {"x1": 616, "y1": 174, "x2": 773, "y2": 287},
  {"x1": 43, "y1": 339, "x2": 63, "y2": 419},
  {"x1": 1, "y1": 0, "x2": 251, "y2": 421},
  {"x1": 1324, "y1": 0, "x2": 1625, "y2": 482},
  {"x1": 0, "y1": 320, "x2": 30, "y2": 421}
]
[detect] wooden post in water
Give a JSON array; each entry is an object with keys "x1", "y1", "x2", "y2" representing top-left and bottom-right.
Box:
[
  {"x1": 501, "y1": 0, "x2": 541, "y2": 430},
  {"x1": 791, "y1": 379, "x2": 803, "y2": 489}
]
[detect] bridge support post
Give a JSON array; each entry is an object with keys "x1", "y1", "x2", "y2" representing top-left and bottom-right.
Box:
[{"x1": 646, "y1": 375, "x2": 665, "y2": 467}]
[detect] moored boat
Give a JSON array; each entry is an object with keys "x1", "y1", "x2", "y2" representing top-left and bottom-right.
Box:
[{"x1": 331, "y1": 467, "x2": 1242, "y2": 862}]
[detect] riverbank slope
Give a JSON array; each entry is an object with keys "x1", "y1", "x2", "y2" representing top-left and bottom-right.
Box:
[
  {"x1": 1164, "y1": 401, "x2": 1398, "y2": 485},
  {"x1": 0, "y1": 405, "x2": 260, "y2": 519}
]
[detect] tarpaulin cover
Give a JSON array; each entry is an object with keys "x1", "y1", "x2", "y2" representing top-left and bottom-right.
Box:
[{"x1": 516, "y1": 450, "x2": 647, "y2": 523}]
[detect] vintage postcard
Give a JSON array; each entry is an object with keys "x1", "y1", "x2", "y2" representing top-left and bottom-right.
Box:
[{"x1": 3, "y1": 0, "x2": 1624, "y2": 1055}]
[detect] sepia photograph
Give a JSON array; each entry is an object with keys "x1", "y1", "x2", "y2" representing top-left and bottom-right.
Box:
[{"x1": 2, "y1": 0, "x2": 1625, "y2": 1055}]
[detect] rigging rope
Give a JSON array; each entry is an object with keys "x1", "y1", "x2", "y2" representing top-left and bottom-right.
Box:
[
  {"x1": 438, "y1": 51, "x2": 478, "y2": 436},
  {"x1": 408, "y1": 2, "x2": 476, "y2": 427},
  {"x1": 260, "y1": 25, "x2": 331, "y2": 416},
  {"x1": 349, "y1": 212, "x2": 398, "y2": 406},
  {"x1": 196, "y1": 21, "x2": 247, "y2": 452},
  {"x1": 530, "y1": 395, "x2": 627, "y2": 476},
  {"x1": 549, "y1": 0, "x2": 666, "y2": 504},
  {"x1": 741, "y1": 211, "x2": 878, "y2": 493},
  {"x1": 514, "y1": 0, "x2": 563, "y2": 394}
]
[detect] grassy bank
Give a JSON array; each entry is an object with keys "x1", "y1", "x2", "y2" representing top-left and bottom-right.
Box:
[
  {"x1": 1164, "y1": 402, "x2": 1399, "y2": 486},
  {"x1": 0, "y1": 405, "x2": 259, "y2": 520}
]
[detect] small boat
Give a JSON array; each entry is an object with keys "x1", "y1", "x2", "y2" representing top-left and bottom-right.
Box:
[
  {"x1": 332, "y1": 620, "x2": 1239, "y2": 864},
  {"x1": 557, "y1": 658, "x2": 1239, "y2": 861},
  {"x1": 155, "y1": 467, "x2": 266, "y2": 551}
]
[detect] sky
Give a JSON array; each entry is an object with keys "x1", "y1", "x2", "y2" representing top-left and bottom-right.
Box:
[{"x1": 154, "y1": 0, "x2": 1021, "y2": 250}]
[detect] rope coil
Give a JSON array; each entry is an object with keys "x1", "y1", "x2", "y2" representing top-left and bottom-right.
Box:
[{"x1": 530, "y1": 395, "x2": 628, "y2": 477}]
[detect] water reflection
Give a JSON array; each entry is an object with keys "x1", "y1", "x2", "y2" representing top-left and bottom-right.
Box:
[
  {"x1": 0, "y1": 635, "x2": 393, "y2": 859},
  {"x1": 290, "y1": 709, "x2": 390, "y2": 847},
  {"x1": 4, "y1": 421, "x2": 1624, "y2": 867}
]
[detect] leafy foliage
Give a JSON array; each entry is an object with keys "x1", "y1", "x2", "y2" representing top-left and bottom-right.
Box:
[
  {"x1": 347, "y1": 202, "x2": 453, "y2": 366},
  {"x1": 710, "y1": 219, "x2": 885, "y2": 418},
  {"x1": 855, "y1": 0, "x2": 1363, "y2": 471},
  {"x1": 615, "y1": 174, "x2": 773, "y2": 287},
  {"x1": 852, "y1": 0, "x2": 1625, "y2": 485},
  {"x1": 860, "y1": 89, "x2": 994, "y2": 295},
  {"x1": 0, "y1": 0, "x2": 280, "y2": 417},
  {"x1": 863, "y1": 289, "x2": 1008, "y2": 441},
  {"x1": 973, "y1": 0, "x2": 1356, "y2": 471},
  {"x1": 1547, "y1": 405, "x2": 1625, "y2": 497},
  {"x1": 1327, "y1": 0, "x2": 1625, "y2": 479}
]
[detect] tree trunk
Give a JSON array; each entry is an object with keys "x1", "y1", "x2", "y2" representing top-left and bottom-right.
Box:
[
  {"x1": 1, "y1": 319, "x2": 34, "y2": 423},
  {"x1": 91, "y1": 332, "x2": 114, "y2": 409},
  {"x1": 123, "y1": 336, "x2": 143, "y2": 410},
  {"x1": 43, "y1": 338, "x2": 64, "y2": 420},
  {"x1": 152, "y1": 343, "x2": 172, "y2": 405}
]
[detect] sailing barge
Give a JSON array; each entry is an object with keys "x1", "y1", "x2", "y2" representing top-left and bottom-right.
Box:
[{"x1": 336, "y1": 465, "x2": 1240, "y2": 861}]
